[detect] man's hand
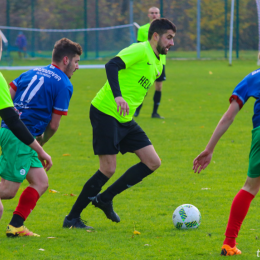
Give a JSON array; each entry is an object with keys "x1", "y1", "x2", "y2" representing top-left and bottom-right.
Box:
[
  {"x1": 115, "y1": 96, "x2": 129, "y2": 117},
  {"x1": 193, "y1": 149, "x2": 213, "y2": 174},
  {"x1": 37, "y1": 149, "x2": 53, "y2": 171},
  {"x1": 29, "y1": 139, "x2": 52, "y2": 171}
]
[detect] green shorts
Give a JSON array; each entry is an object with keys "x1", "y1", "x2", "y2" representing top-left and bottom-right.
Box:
[
  {"x1": 248, "y1": 126, "x2": 260, "y2": 178},
  {"x1": 0, "y1": 128, "x2": 42, "y2": 183}
]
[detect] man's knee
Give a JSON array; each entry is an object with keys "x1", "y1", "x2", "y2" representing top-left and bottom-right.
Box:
[
  {"x1": 147, "y1": 157, "x2": 161, "y2": 171},
  {"x1": 37, "y1": 181, "x2": 49, "y2": 195},
  {"x1": 1, "y1": 190, "x2": 16, "y2": 199},
  {"x1": 100, "y1": 166, "x2": 116, "y2": 178}
]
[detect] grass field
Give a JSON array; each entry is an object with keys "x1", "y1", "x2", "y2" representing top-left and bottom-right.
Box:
[{"x1": 0, "y1": 59, "x2": 260, "y2": 259}]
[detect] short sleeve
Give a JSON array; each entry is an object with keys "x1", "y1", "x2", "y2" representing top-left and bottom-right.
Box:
[
  {"x1": 9, "y1": 74, "x2": 24, "y2": 91},
  {"x1": 229, "y1": 77, "x2": 249, "y2": 109},
  {"x1": 137, "y1": 28, "x2": 145, "y2": 42},
  {"x1": 53, "y1": 85, "x2": 73, "y2": 116},
  {"x1": 116, "y1": 43, "x2": 145, "y2": 69}
]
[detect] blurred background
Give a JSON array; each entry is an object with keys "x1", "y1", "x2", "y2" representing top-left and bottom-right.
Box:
[{"x1": 0, "y1": 0, "x2": 259, "y2": 64}]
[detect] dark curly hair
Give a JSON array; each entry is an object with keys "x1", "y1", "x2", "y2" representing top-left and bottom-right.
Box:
[
  {"x1": 52, "y1": 38, "x2": 82, "y2": 63},
  {"x1": 148, "y1": 18, "x2": 176, "y2": 40}
]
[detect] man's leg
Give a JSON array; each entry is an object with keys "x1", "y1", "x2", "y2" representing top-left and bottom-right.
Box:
[
  {"x1": 64, "y1": 155, "x2": 116, "y2": 228},
  {"x1": 134, "y1": 104, "x2": 143, "y2": 117},
  {"x1": 152, "y1": 81, "x2": 164, "y2": 118},
  {"x1": 7, "y1": 168, "x2": 48, "y2": 237},
  {"x1": 221, "y1": 176, "x2": 260, "y2": 256},
  {"x1": 0, "y1": 178, "x2": 21, "y2": 220},
  {"x1": 95, "y1": 145, "x2": 161, "y2": 222}
]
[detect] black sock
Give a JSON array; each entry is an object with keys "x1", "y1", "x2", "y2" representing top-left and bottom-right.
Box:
[
  {"x1": 67, "y1": 170, "x2": 109, "y2": 220},
  {"x1": 9, "y1": 214, "x2": 24, "y2": 228},
  {"x1": 99, "y1": 162, "x2": 153, "y2": 203},
  {"x1": 135, "y1": 104, "x2": 143, "y2": 114},
  {"x1": 152, "y1": 90, "x2": 161, "y2": 114}
]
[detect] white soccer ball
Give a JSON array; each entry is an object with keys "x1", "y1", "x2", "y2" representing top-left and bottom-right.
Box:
[{"x1": 172, "y1": 204, "x2": 201, "y2": 229}]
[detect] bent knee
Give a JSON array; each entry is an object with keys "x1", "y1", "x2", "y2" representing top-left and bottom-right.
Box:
[
  {"x1": 101, "y1": 167, "x2": 116, "y2": 178},
  {"x1": 40, "y1": 182, "x2": 49, "y2": 194},
  {"x1": 2, "y1": 191, "x2": 16, "y2": 199},
  {"x1": 147, "y1": 157, "x2": 161, "y2": 171}
]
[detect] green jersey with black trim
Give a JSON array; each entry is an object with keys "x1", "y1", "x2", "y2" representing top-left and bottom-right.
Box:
[
  {"x1": 137, "y1": 23, "x2": 166, "y2": 65},
  {"x1": 0, "y1": 72, "x2": 13, "y2": 110},
  {"x1": 92, "y1": 41, "x2": 163, "y2": 123}
]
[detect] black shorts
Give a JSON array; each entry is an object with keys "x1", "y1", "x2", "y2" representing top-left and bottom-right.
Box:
[
  {"x1": 155, "y1": 65, "x2": 166, "y2": 82},
  {"x1": 90, "y1": 105, "x2": 152, "y2": 155}
]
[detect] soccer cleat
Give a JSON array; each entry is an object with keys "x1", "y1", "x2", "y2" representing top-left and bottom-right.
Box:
[
  {"x1": 6, "y1": 224, "x2": 40, "y2": 237},
  {"x1": 63, "y1": 216, "x2": 93, "y2": 229},
  {"x1": 151, "y1": 113, "x2": 164, "y2": 119},
  {"x1": 220, "y1": 244, "x2": 242, "y2": 256},
  {"x1": 91, "y1": 195, "x2": 120, "y2": 223}
]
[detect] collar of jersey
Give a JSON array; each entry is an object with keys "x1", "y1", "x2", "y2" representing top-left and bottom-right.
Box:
[
  {"x1": 145, "y1": 41, "x2": 161, "y2": 63},
  {"x1": 51, "y1": 64, "x2": 61, "y2": 70}
]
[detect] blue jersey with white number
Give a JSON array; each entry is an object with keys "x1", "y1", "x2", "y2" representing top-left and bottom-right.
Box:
[
  {"x1": 230, "y1": 68, "x2": 260, "y2": 129},
  {"x1": 1, "y1": 64, "x2": 73, "y2": 136}
]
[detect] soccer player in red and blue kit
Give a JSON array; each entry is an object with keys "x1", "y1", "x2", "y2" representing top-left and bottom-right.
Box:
[
  {"x1": 0, "y1": 38, "x2": 82, "y2": 237},
  {"x1": 193, "y1": 58, "x2": 260, "y2": 256}
]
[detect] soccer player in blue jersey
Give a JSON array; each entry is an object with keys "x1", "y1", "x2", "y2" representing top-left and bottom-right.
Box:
[
  {"x1": 193, "y1": 58, "x2": 260, "y2": 256},
  {"x1": 0, "y1": 38, "x2": 82, "y2": 237}
]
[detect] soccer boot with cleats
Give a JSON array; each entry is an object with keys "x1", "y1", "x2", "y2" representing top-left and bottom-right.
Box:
[
  {"x1": 63, "y1": 216, "x2": 93, "y2": 229},
  {"x1": 151, "y1": 113, "x2": 164, "y2": 119},
  {"x1": 91, "y1": 195, "x2": 120, "y2": 223},
  {"x1": 220, "y1": 244, "x2": 242, "y2": 256},
  {"x1": 6, "y1": 225, "x2": 40, "y2": 237}
]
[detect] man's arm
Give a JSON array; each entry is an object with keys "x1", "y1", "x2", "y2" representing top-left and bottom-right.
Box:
[
  {"x1": 37, "y1": 113, "x2": 62, "y2": 146},
  {"x1": 0, "y1": 107, "x2": 53, "y2": 171},
  {"x1": 10, "y1": 87, "x2": 16, "y2": 100},
  {"x1": 105, "y1": 57, "x2": 129, "y2": 116}
]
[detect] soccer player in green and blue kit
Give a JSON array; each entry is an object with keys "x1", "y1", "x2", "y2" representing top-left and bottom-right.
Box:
[
  {"x1": 0, "y1": 34, "x2": 52, "y2": 172},
  {"x1": 64, "y1": 18, "x2": 176, "y2": 229},
  {"x1": 135, "y1": 6, "x2": 167, "y2": 119},
  {"x1": 193, "y1": 54, "x2": 260, "y2": 256},
  {"x1": 0, "y1": 38, "x2": 82, "y2": 237}
]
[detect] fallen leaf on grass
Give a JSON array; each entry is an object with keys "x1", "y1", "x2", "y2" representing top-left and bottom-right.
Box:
[
  {"x1": 63, "y1": 154, "x2": 70, "y2": 156},
  {"x1": 38, "y1": 248, "x2": 45, "y2": 251},
  {"x1": 133, "y1": 230, "x2": 141, "y2": 235},
  {"x1": 47, "y1": 237, "x2": 56, "y2": 239},
  {"x1": 63, "y1": 194, "x2": 68, "y2": 196},
  {"x1": 209, "y1": 71, "x2": 213, "y2": 74},
  {"x1": 70, "y1": 193, "x2": 77, "y2": 196},
  {"x1": 49, "y1": 189, "x2": 59, "y2": 193}
]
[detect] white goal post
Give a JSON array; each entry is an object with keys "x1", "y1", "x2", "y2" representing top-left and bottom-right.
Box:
[{"x1": 0, "y1": 30, "x2": 8, "y2": 46}]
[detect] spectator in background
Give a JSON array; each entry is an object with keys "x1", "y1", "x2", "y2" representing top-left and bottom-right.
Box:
[
  {"x1": 134, "y1": 7, "x2": 166, "y2": 119},
  {"x1": 16, "y1": 32, "x2": 27, "y2": 58}
]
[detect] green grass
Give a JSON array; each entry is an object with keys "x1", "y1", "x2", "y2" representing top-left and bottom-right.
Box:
[{"x1": 0, "y1": 59, "x2": 260, "y2": 259}]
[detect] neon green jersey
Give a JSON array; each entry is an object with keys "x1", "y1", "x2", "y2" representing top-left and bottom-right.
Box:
[
  {"x1": 92, "y1": 41, "x2": 163, "y2": 123},
  {"x1": 137, "y1": 23, "x2": 166, "y2": 65},
  {"x1": 0, "y1": 72, "x2": 13, "y2": 110}
]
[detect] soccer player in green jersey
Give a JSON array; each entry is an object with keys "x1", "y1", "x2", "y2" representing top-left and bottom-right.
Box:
[
  {"x1": 63, "y1": 18, "x2": 176, "y2": 229},
  {"x1": 135, "y1": 6, "x2": 167, "y2": 119},
  {"x1": 0, "y1": 33, "x2": 52, "y2": 220}
]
